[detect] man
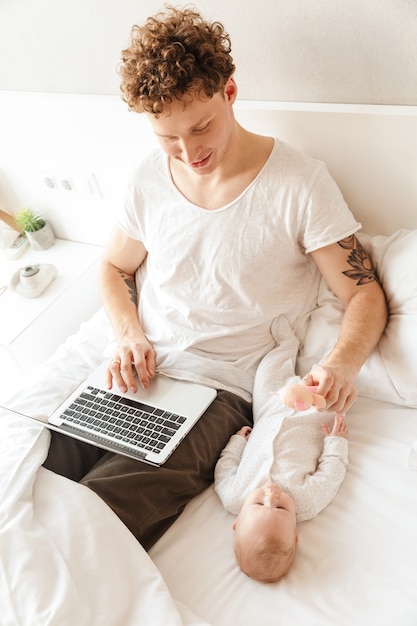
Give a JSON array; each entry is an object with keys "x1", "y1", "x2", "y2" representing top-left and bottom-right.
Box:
[{"x1": 45, "y1": 6, "x2": 387, "y2": 550}]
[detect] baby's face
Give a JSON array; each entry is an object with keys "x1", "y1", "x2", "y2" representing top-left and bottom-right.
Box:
[{"x1": 233, "y1": 483, "x2": 297, "y2": 546}]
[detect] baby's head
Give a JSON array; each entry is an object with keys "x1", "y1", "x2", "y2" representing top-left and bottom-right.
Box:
[{"x1": 232, "y1": 483, "x2": 298, "y2": 583}]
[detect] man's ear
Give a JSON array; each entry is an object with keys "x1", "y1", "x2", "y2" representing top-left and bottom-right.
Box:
[{"x1": 224, "y1": 76, "x2": 237, "y2": 104}]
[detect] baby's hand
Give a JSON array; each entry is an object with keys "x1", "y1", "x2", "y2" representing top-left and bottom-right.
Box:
[
  {"x1": 236, "y1": 426, "x2": 252, "y2": 439},
  {"x1": 322, "y1": 414, "x2": 348, "y2": 439}
]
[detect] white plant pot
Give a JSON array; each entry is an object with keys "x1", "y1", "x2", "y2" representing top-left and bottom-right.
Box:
[{"x1": 26, "y1": 222, "x2": 55, "y2": 250}]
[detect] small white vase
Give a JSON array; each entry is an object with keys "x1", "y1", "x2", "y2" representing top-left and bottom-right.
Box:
[{"x1": 26, "y1": 222, "x2": 55, "y2": 250}]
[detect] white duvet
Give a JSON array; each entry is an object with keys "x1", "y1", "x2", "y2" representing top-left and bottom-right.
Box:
[{"x1": 0, "y1": 310, "x2": 208, "y2": 626}]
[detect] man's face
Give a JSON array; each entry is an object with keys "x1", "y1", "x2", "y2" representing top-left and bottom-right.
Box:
[{"x1": 146, "y1": 78, "x2": 237, "y2": 176}]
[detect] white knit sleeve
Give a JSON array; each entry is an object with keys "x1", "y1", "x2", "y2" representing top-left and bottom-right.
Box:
[
  {"x1": 214, "y1": 435, "x2": 247, "y2": 515},
  {"x1": 293, "y1": 436, "x2": 349, "y2": 522}
]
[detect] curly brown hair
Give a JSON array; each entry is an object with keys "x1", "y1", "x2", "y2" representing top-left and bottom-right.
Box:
[{"x1": 119, "y1": 5, "x2": 235, "y2": 115}]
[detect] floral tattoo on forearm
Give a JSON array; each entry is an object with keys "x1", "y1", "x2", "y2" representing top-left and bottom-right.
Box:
[
  {"x1": 338, "y1": 235, "x2": 378, "y2": 285},
  {"x1": 118, "y1": 270, "x2": 138, "y2": 305}
]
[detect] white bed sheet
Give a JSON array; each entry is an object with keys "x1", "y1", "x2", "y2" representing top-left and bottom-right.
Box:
[
  {"x1": 150, "y1": 395, "x2": 417, "y2": 626},
  {"x1": 1, "y1": 309, "x2": 417, "y2": 626}
]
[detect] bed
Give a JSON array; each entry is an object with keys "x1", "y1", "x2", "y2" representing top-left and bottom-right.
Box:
[{"x1": 1, "y1": 103, "x2": 417, "y2": 626}]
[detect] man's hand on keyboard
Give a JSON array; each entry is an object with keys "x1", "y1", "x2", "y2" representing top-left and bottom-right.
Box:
[{"x1": 106, "y1": 334, "x2": 156, "y2": 393}]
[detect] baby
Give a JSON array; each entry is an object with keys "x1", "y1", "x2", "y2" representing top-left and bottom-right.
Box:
[{"x1": 214, "y1": 317, "x2": 349, "y2": 583}]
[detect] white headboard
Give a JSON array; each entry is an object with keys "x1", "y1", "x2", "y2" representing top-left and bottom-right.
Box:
[
  {"x1": 0, "y1": 93, "x2": 416, "y2": 244},
  {"x1": 235, "y1": 102, "x2": 417, "y2": 236}
]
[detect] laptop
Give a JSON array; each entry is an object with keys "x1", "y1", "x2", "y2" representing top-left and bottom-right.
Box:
[{"x1": 6, "y1": 360, "x2": 217, "y2": 466}]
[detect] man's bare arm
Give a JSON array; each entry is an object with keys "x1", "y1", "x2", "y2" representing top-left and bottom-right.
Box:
[
  {"x1": 309, "y1": 235, "x2": 388, "y2": 412},
  {"x1": 100, "y1": 227, "x2": 156, "y2": 391}
]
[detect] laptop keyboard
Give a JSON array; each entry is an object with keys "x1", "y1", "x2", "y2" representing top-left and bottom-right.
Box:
[{"x1": 60, "y1": 385, "x2": 186, "y2": 454}]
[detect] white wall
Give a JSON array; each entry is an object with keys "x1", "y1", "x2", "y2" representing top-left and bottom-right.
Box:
[
  {"x1": 1, "y1": 0, "x2": 416, "y2": 104},
  {"x1": 0, "y1": 93, "x2": 158, "y2": 245}
]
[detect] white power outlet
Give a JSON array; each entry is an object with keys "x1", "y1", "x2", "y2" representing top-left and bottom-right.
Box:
[
  {"x1": 41, "y1": 172, "x2": 102, "y2": 197},
  {"x1": 43, "y1": 175, "x2": 57, "y2": 189},
  {"x1": 59, "y1": 177, "x2": 75, "y2": 191}
]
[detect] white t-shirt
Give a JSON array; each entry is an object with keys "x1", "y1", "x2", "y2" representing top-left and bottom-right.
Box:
[{"x1": 117, "y1": 139, "x2": 360, "y2": 400}]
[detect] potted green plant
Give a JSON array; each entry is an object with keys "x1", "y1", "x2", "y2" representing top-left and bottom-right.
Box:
[{"x1": 14, "y1": 208, "x2": 55, "y2": 250}]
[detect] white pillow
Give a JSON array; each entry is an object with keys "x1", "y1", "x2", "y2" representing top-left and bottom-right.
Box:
[{"x1": 297, "y1": 229, "x2": 417, "y2": 407}]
